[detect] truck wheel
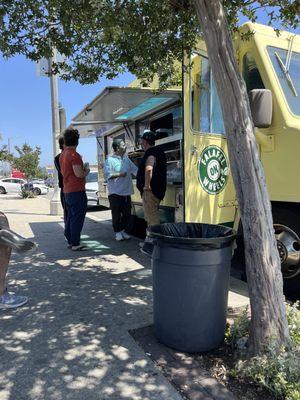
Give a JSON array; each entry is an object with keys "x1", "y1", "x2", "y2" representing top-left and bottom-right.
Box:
[
  {"x1": 0, "y1": 186, "x2": 6, "y2": 194},
  {"x1": 272, "y1": 206, "x2": 300, "y2": 296}
]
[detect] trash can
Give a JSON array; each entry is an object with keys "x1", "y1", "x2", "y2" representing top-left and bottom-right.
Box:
[{"x1": 148, "y1": 222, "x2": 236, "y2": 353}]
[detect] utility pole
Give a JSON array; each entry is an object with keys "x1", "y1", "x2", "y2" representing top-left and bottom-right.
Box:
[{"x1": 49, "y1": 47, "x2": 63, "y2": 216}]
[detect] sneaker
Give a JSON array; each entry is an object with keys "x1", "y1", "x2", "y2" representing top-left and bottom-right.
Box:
[
  {"x1": 115, "y1": 232, "x2": 124, "y2": 241},
  {"x1": 121, "y1": 230, "x2": 131, "y2": 240},
  {"x1": 0, "y1": 293, "x2": 28, "y2": 309},
  {"x1": 71, "y1": 245, "x2": 87, "y2": 251}
]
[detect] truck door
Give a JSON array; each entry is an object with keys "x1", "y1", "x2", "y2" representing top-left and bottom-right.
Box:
[{"x1": 183, "y1": 51, "x2": 237, "y2": 225}]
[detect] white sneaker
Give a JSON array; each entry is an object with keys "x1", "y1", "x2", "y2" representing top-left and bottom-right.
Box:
[
  {"x1": 0, "y1": 293, "x2": 28, "y2": 309},
  {"x1": 115, "y1": 232, "x2": 124, "y2": 241},
  {"x1": 121, "y1": 230, "x2": 131, "y2": 240}
]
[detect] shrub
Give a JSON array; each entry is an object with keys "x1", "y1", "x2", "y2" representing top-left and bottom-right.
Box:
[
  {"x1": 20, "y1": 189, "x2": 36, "y2": 198},
  {"x1": 226, "y1": 302, "x2": 300, "y2": 400}
]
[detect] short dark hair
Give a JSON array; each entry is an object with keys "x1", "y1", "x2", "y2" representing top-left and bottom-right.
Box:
[
  {"x1": 112, "y1": 138, "x2": 125, "y2": 151},
  {"x1": 144, "y1": 138, "x2": 155, "y2": 146},
  {"x1": 140, "y1": 130, "x2": 156, "y2": 146},
  {"x1": 58, "y1": 136, "x2": 64, "y2": 151},
  {"x1": 63, "y1": 128, "x2": 80, "y2": 147}
]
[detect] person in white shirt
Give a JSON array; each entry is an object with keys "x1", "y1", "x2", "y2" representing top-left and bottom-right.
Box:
[{"x1": 103, "y1": 139, "x2": 138, "y2": 241}]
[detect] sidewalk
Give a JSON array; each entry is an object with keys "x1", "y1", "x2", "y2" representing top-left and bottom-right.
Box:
[{"x1": 0, "y1": 195, "x2": 249, "y2": 400}]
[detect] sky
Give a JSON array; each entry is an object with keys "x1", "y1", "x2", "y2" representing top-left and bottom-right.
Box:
[
  {"x1": 0, "y1": 58, "x2": 134, "y2": 166},
  {"x1": 0, "y1": 9, "x2": 299, "y2": 168}
]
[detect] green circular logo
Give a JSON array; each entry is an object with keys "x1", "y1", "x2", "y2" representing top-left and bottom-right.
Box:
[{"x1": 198, "y1": 145, "x2": 229, "y2": 195}]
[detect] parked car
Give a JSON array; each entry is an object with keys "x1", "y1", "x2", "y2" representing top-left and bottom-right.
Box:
[
  {"x1": 0, "y1": 178, "x2": 24, "y2": 194},
  {"x1": 86, "y1": 171, "x2": 99, "y2": 206},
  {"x1": 45, "y1": 177, "x2": 54, "y2": 188},
  {"x1": 0, "y1": 177, "x2": 49, "y2": 195},
  {"x1": 22, "y1": 181, "x2": 49, "y2": 195}
]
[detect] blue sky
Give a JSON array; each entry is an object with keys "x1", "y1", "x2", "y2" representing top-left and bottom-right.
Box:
[
  {"x1": 0, "y1": 58, "x2": 134, "y2": 166},
  {"x1": 0, "y1": 11, "x2": 299, "y2": 167}
]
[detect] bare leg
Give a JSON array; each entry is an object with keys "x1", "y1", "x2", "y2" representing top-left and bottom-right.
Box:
[
  {"x1": 0, "y1": 213, "x2": 11, "y2": 296},
  {"x1": 0, "y1": 212, "x2": 32, "y2": 308}
]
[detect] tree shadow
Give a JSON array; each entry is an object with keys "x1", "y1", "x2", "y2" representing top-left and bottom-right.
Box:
[{"x1": 0, "y1": 218, "x2": 180, "y2": 400}]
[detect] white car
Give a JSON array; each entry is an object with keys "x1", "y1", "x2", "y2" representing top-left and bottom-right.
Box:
[
  {"x1": 0, "y1": 178, "x2": 24, "y2": 194},
  {"x1": 22, "y1": 181, "x2": 49, "y2": 195},
  {"x1": 0, "y1": 178, "x2": 48, "y2": 195},
  {"x1": 86, "y1": 171, "x2": 99, "y2": 206}
]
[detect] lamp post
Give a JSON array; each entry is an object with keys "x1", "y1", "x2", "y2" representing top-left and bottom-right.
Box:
[{"x1": 49, "y1": 48, "x2": 63, "y2": 216}]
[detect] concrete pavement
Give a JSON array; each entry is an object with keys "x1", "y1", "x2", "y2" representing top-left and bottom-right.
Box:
[{"x1": 0, "y1": 194, "x2": 248, "y2": 400}]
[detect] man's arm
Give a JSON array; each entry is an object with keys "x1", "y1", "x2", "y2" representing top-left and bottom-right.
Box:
[
  {"x1": 103, "y1": 158, "x2": 126, "y2": 180},
  {"x1": 73, "y1": 164, "x2": 90, "y2": 178},
  {"x1": 144, "y1": 155, "x2": 156, "y2": 190},
  {"x1": 129, "y1": 159, "x2": 138, "y2": 177},
  {"x1": 108, "y1": 171, "x2": 126, "y2": 179}
]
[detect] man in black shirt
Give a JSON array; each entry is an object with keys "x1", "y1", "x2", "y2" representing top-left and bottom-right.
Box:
[
  {"x1": 137, "y1": 130, "x2": 167, "y2": 226},
  {"x1": 54, "y1": 136, "x2": 67, "y2": 219},
  {"x1": 136, "y1": 130, "x2": 167, "y2": 255}
]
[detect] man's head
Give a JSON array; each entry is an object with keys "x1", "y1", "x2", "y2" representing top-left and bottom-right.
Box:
[
  {"x1": 112, "y1": 138, "x2": 127, "y2": 156},
  {"x1": 63, "y1": 128, "x2": 80, "y2": 147},
  {"x1": 58, "y1": 136, "x2": 65, "y2": 151},
  {"x1": 139, "y1": 130, "x2": 156, "y2": 150}
]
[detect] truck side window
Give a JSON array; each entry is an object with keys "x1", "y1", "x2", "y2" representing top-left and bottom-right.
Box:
[
  {"x1": 243, "y1": 53, "x2": 265, "y2": 92},
  {"x1": 190, "y1": 53, "x2": 225, "y2": 135}
]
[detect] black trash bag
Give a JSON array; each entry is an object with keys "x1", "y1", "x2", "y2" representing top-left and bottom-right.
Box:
[{"x1": 147, "y1": 222, "x2": 236, "y2": 250}]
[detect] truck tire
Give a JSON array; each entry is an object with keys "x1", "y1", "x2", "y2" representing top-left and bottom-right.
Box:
[
  {"x1": 232, "y1": 205, "x2": 300, "y2": 298},
  {"x1": 272, "y1": 205, "x2": 300, "y2": 297}
]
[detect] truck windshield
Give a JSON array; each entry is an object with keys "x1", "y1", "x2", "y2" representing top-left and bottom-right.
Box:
[{"x1": 268, "y1": 46, "x2": 300, "y2": 115}]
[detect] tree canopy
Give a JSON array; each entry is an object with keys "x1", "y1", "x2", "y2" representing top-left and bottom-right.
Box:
[
  {"x1": 0, "y1": 1, "x2": 299, "y2": 86},
  {"x1": 11, "y1": 144, "x2": 41, "y2": 181}
]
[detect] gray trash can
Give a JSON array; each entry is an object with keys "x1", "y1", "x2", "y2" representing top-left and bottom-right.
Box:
[{"x1": 147, "y1": 222, "x2": 236, "y2": 353}]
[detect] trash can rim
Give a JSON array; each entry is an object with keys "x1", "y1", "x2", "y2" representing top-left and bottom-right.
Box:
[{"x1": 147, "y1": 222, "x2": 236, "y2": 245}]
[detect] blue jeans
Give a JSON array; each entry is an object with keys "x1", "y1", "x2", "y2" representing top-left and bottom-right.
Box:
[{"x1": 64, "y1": 191, "x2": 87, "y2": 246}]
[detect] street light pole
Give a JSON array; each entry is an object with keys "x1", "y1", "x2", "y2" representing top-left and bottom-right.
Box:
[{"x1": 49, "y1": 47, "x2": 63, "y2": 216}]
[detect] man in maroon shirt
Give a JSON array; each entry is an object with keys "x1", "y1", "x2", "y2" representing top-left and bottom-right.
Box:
[
  {"x1": 60, "y1": 129, "x2": 90, "y2": 251},
  {"x1": 54, "y1": 136, "x2": 67, "y2": 220}
]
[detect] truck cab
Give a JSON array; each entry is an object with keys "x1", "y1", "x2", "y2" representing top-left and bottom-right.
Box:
[{"x1": 184, "y1": 22, "x2": 300, "y2": 294}]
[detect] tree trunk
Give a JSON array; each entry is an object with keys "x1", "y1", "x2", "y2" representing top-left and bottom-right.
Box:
[{"x1": 192, "y1": 0, "x2": 291, "y2": 355}]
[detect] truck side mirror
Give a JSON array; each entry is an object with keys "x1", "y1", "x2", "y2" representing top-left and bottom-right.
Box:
[{"x1": 249, "y1": 89, "x2": 273, "y2": 129}]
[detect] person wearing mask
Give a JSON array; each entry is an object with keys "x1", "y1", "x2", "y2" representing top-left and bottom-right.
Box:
[
  {"x1": 136, "y1": 130, "x2": 167, "y2": 253},
  {"x1": 104, "y1": 138, "x2": 138, "y2": 241},
  {"x1": 60, "y1": 128, "x2": 90, "y2": 251},
  {"x1": 54, "y1": 136, "x2": 67, "y2": 219}
]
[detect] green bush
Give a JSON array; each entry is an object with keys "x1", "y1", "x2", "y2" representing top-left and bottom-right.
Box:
[
  {"x1": 20, "y1": 189, "x2": 36, "y2": 198},
  {"x1": 227, "y1": 302, "x2": 300, "y2": 400}
]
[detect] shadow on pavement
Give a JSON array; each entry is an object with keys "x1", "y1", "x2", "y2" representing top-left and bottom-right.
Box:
[{"x1": 0, "y1": 218, "x2": 180, "y2": 400}]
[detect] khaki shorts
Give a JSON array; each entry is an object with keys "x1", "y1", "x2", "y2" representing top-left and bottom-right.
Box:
[{"x1": 142, "y1": 190, "x2": 160, "y2": 226}]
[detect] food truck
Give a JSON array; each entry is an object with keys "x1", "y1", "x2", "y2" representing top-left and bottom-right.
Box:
[{"x1": 72, "y1": 22, "x2": 300, "y2": 294}]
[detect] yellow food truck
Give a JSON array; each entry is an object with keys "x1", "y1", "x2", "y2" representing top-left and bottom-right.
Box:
[{"x1": 72, "y1": 22, "x2": 300, "y2": 295}]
